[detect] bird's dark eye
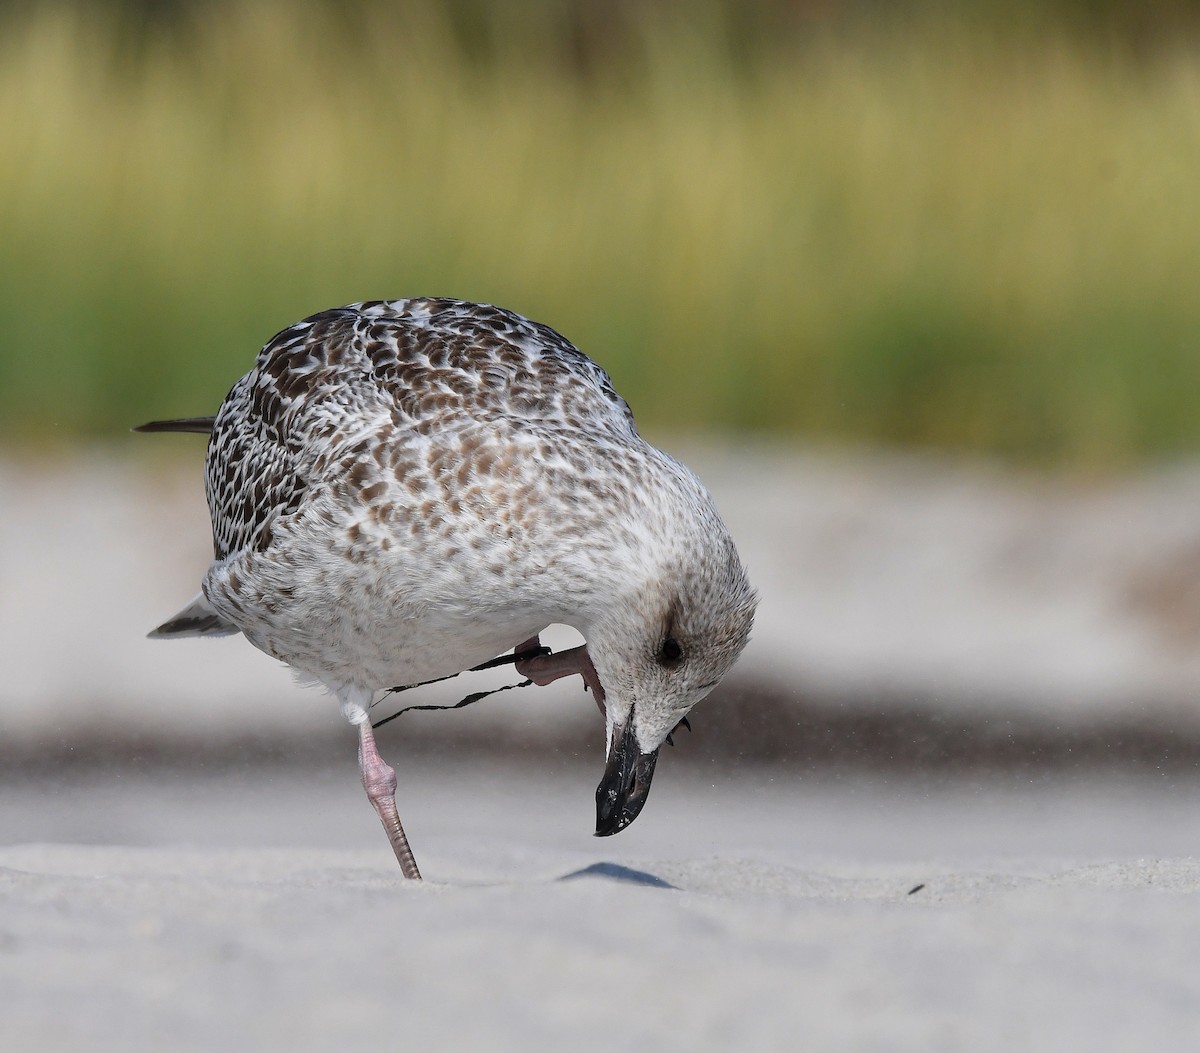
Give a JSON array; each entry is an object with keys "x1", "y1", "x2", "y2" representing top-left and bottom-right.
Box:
[{"x1": 658, "y1": 638, "x2": 684, "y2": 666}]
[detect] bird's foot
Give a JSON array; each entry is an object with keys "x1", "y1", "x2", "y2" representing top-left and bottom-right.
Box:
[{"x1": 514, "y1": 636, "x2": 607, "y2": 714}]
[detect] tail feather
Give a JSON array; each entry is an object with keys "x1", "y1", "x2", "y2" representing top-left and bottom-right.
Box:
[
  {"x1": 149, "y1": 593, "x2": 239, "y2": 639},
  {"x1": 133, "y1": 417, "x2": 216, "y2": 435}
]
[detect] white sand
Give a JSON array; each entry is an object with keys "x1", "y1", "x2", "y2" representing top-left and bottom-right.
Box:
[
  {"x1": 6, "y1": 450, "x2": 1200, "y2": 1047},
  {"x1": 4, "y1": 764, "x2": 1200, "y2": 1051}
]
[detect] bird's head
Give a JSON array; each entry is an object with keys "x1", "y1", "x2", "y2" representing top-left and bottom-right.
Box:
[{"x1": 583, "y1": 497, "x2": 757, "y2": 837}]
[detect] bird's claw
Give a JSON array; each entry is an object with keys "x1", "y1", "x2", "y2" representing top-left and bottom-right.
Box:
[{"x1": 664, "y1": 715, "x2": 692, "y2": 748}]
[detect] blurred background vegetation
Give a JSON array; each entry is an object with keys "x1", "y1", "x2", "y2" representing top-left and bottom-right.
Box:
[{"x1": 3, "y1": 0, "x2": 1200, "y2": 465}]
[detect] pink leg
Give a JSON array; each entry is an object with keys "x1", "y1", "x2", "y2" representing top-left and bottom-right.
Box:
[
  {"x1": 514, "y1": 636, "x2": 606, "y2": 716},
  {"x1": 358, "y1": 722, "x2": 421, "y2": 880}
]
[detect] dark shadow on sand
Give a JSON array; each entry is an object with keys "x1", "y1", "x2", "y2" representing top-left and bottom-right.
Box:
[{"x1": 558, "y1": 862, "x2": 677, "y2": 889}]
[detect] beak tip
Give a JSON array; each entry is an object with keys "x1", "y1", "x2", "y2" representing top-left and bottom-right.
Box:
[{"x1": 593, "y1": 808, "x2": 630, "y2": 837}]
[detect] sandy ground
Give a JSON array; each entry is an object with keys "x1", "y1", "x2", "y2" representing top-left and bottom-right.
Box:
[
  {"x1": 4, "y1": 761, "x2": 1200, "y2": 1052},
  {"x1": 6, "y1": 449, "x2": 1200, "y2": 1049}
]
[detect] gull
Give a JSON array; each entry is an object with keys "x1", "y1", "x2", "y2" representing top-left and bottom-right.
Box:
[{"x1": 138, "y1": 298, "x2": 757, "y2": 879}]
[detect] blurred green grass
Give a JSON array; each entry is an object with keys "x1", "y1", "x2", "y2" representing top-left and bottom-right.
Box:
[{"x1": 3, "y1": 1, "x2": 1200, "y2": 465}]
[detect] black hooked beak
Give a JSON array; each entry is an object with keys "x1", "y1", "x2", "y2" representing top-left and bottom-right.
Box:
[{"x1": 594, "y1": 719, "x2": 659, "y2": 837}]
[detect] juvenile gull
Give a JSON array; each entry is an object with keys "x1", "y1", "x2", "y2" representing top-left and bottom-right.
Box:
[{"x1": 139, "y1": 298, "x2": 757, "y2": 879}]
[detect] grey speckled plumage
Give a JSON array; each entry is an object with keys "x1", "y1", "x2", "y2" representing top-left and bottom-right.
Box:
[{"x1": 145, "y1": 297, "x2": 757, "y2": 877}]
